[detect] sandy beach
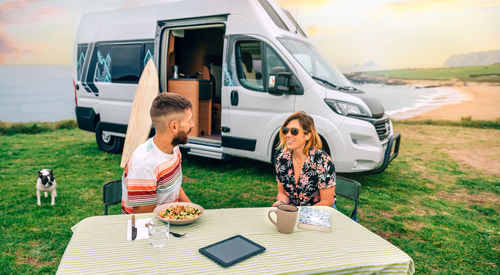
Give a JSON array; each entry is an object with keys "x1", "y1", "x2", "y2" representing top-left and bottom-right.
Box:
[{"x1": 403, "y1": 80, "x2": 500, "y2": 121}]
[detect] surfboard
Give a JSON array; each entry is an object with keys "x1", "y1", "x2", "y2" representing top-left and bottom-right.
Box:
[{"x1": 120, "y1": 59, "x2": 159, "y2": 168}]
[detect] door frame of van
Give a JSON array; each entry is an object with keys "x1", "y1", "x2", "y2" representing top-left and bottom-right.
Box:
[
  {"x1": 156, "y1": 14, "x2": 229, "y2": 93},
  {"x1": 155, "y1": 15, "x2": 228, "y2": 158}
]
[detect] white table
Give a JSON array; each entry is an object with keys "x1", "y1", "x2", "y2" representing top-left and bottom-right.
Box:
[{"x1": 57, "y1": 207, "x2": 414, "y2": 274}]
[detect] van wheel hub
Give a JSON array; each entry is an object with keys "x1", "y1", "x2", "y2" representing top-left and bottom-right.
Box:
[{"x1": 102, "y1": 132, "x2": 111, "y2": 143}]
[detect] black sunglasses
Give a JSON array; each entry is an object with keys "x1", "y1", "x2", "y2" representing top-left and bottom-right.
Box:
[{"x1": 282, "y1": 127, "x2": 308, "y2": 136}]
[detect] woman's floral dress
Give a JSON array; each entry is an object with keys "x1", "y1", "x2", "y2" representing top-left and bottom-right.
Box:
[{"x1": 275, "y1": 148, "x2": 336, "y2": 206}]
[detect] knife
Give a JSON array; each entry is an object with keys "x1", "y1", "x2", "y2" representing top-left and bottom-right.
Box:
[{"x1": 131, "y1": 214, "x2": 137, "y2": 240}]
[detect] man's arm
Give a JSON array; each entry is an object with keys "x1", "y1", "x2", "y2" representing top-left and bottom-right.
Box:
[
  {"x1": 123, "y1": 166, "x2": 158, "y2": 214},
  {"x1": 178, "y1": 186, "x2": 191, "y2": 202}
]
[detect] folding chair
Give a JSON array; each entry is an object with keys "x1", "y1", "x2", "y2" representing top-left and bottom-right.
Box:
[
  {"x1": 335, "y1": 176, "x2": 361, "y2": 221},
  {"x1": 103, "y1": 180, "x2": 122, "y2": 215}
]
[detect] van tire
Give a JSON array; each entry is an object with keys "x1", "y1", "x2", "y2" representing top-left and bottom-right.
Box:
[
  {"x1": 95, "y1": 122, "x2": 124, "y2": 154},
  {"x1": 320, "y1": 136, "x2": 330, "y2": 156},
  {"x1": 271, "y1": 135, "x2": 281, "y2": 166}
]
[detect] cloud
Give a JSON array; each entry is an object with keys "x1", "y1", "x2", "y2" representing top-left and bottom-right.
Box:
[
  {"x1": 0, "y1": 0, "x2": 67, "y2": 64},
  {"x1": 0, "y1": 0, "x2": 39, "y2": 10},
  {"x1": 379, "y1": 0, "x2": 500, "y2": 15},
  {"x1": 0, "y1": 29, "x2": 30, "y2": 63},
  {"x1": 0, "y1": 0, "x2": 40, "y2": 24},
  {"x1": 307, "y1": 25, "x2": 356, "y2": 37},
  {"x1": 276, "y1": 0, "x2": 333, "y2": 11},
  {"x1": 0, "y1": 0, "x2": 68, "y2": 25},
  {"x1": 36, "y1": 5, "x2": 68, "y2": 20}
]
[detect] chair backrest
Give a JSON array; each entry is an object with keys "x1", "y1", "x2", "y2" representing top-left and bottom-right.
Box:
[
  {"x1": 335, "y1": 176, "x2": 361, "y2": 221},
  {"x1": 103, "y1": 180, "x2": 122, "y2": 215},
  {"x1": 336, "y1": 176, "x2": 361, "y2": 201}
]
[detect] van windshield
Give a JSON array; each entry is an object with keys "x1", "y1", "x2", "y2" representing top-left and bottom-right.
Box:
[{"x1": 278, "y1": 37, "x2": 351, "y2": 88}]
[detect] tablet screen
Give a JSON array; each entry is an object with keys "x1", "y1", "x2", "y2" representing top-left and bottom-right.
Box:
[{"x1": 199, "y1": 235, "x2": 265, "y2": 267}]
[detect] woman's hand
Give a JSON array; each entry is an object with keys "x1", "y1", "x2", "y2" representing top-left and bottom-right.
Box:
[{"x1": 273, "y1": 181, "x2": 290, "y2": 207}]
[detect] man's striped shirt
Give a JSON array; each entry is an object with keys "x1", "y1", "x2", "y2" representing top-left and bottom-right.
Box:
[{"x1": 121, "y1": 138, "x2": 182, "y2": 214}]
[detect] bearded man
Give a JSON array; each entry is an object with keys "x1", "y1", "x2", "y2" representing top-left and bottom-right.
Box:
[{"x1": 121, "y1": 93, "x2": 194, "y2": 214}]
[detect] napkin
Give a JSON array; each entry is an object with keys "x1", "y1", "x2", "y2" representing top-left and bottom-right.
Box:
[{"x1": 126, "y1": 218, "x2": 151, "y2": 241}]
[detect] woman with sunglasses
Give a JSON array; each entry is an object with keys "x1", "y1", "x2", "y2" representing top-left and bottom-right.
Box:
[{"x1": 272, "y1": 111, "x2": 336, "y2": 207}]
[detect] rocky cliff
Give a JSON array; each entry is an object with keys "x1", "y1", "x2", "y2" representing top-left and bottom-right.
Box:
[{"x1": 444, "y1": 50, "x2": 500, "y2": 67}]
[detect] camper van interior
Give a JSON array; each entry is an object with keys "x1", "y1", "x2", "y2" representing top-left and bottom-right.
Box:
[{"x1": 162, "y1": 26, "x2": 225, "y2": 143}]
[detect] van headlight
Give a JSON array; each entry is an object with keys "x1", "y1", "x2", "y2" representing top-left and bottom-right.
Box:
[{"x1": 324, "y1": 99, "x2": 371, "y2": 117}]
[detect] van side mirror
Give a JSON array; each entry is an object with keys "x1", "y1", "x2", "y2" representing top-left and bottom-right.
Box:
[{"x1": 268, "y1": 66, "x2": 303, "y2": 95}]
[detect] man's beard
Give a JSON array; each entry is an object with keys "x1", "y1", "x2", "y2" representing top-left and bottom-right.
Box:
[{"x1": 171, "y1": 129, "x2": 190, "y2": 146}]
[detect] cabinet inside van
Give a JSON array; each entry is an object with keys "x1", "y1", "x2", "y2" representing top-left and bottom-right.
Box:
[{"x1": 161, "y1": 26, "x2": 225, "y2": 143}]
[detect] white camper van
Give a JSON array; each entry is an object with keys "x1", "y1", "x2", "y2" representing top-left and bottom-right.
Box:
[{"x1": 73, "y1": 0, "x2": 400, "y2": 173}]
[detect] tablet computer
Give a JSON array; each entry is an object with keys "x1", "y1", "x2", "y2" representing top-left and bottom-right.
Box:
[{"x1": 199, "y1": 235, "x2": 266, "y2": 267}]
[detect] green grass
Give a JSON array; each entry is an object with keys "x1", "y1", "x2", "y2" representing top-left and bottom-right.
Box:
[
  {"x1": 1, "y1": 121, "x2": 499, "y2": 273},
  {"x1": 396, "y1": 117, "x2": 500, "y2": 129},
  {"x1": 366, "y1": 63, "x2": 500, "y2": 82},
  {"x1": 0, "y1": 120, "x2": 77, "y2": 136}
]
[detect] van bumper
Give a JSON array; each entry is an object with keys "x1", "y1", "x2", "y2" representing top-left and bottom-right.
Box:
[
  {"x1": 360, "y1": 132, "x2": 401, "y2": 174},
  {"x1": 75, "y1": 106, "x2": 96, "y2": 132}
]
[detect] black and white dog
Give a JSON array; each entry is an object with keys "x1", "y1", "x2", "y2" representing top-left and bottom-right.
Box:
[{"x1": 37, "y1": 169, "x2": 57, "y2": 206}]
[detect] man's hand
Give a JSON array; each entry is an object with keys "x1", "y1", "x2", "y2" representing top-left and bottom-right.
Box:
[{"x1": 178, "y1": 187, "x2": 191, "y2": 202}]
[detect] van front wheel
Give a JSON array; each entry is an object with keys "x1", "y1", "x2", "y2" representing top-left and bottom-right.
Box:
[{"x1": 95, "y1": 122, "x2": 124, "y2": 154}]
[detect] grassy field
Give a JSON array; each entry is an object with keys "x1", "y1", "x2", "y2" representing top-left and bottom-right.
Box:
[
  {"x1": 1, "y1": 122, "x2": 499, "y2": 274},
  {"x1": 366, "y1": 63, "x2": 500, "y2": 82}
]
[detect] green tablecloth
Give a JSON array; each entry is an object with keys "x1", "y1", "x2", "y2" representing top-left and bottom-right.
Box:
[{"x1": 57, "y1": 207, "x2": 414, "y2": 274}]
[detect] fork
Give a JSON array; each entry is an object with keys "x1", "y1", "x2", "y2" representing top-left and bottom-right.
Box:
[{"x1": 169, "y1": 231, "x2": 186, "y2": 238}]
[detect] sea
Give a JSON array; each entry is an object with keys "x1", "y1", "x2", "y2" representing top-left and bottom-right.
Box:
[
  {"x1": 0, "y1": 65, "x2": 75, "y2": 123},
  {"x1": 0, "y1": 65, "x2": 470, "y2": 122}
]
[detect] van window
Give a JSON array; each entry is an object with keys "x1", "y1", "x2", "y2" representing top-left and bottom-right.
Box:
[
  {"x1": 94, "y1": 44, "x2": 112, "y2": 83},
  {"x1": 144, "y1": 42, "x2": 154, "y2": 67},
  {"x1": 257, "y1": 0, "x2": 289, "y2": 31},
  {"x1": 278, "y1": 37, "x2": 351, "y2": 87},
  {"x1": 264, "y1": 44, "x2": 288, "y2": 76},
  {"x1": 77, "y1": 44, "x2": 88, "y2": 81},
  {"x1": 236, "y1": 41, "x2": 264, "y2": 92},
  {"x1": 111, "y1": 43, "x2": 143, "y2": 83},
  {"x1": 283, "y1": 9, "x2": 307, "y2": 37},
  {"x1": 236, "y1": 40, "x2": 292, "y2": 92},
  {"x1": 87, "y1": 41, "x2": 155, "y2": 84}
]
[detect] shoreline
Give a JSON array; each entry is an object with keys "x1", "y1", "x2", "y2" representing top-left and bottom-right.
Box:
[
  {"x1": 402, "y1": 79, "x2": 500, "y2": 121},
  {"x1": 347, "y1": 72, "x2": 500, "y2": 121}
]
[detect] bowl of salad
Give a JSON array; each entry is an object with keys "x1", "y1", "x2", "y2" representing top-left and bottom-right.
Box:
[{"x1": 153, "y1": 202, "x2": 204, "y2": 225}]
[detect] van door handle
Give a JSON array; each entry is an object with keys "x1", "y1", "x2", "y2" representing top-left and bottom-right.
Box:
[{"x1": 230, "y1": 90, "x2": 238, "y2": 106}]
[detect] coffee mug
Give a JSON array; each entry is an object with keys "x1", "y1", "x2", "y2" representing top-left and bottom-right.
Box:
[{"x1": 268, "y1": 204, "x2": 298, "y2": 234}]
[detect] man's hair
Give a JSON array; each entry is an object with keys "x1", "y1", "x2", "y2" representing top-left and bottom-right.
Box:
[
  {"x1": 277, "y1": 111, "x2": 322, "y2": 155},
  {"x1": 150, "y1": 93, "x2": 192, "y2": 132}
]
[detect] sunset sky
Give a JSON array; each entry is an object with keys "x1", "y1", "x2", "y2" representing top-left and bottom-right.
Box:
[{"x1": 0, "y1": 0, "x2": 499, "y2": 69}]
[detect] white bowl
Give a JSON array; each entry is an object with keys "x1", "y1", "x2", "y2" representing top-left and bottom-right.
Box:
[{"x1": 153, "y1": 202, "x2": 204, "y2": 225}]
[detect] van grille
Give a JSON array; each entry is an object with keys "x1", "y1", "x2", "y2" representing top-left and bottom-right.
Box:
[
  {"x1": 374, "y1": 119, "x2": 391, "y2": 141},
  {"x1": 350, "y1": 115, "x2": 392, "y2": 142}
]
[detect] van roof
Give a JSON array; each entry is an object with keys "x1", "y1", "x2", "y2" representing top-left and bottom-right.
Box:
[{"x1": 76, "y1": 0, "x2": 308, "y2": 43}]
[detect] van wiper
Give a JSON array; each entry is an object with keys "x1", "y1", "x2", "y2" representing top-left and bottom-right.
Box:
[
  {"x1": 312, "y1": 76, "x2": 339, "y2": 89},
  {"x1": 341, "y1": 86, "x2": 360, "y2": 91},
  {"x1": 312, "y1": 76, "x2": 350, "y2": 91}
]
